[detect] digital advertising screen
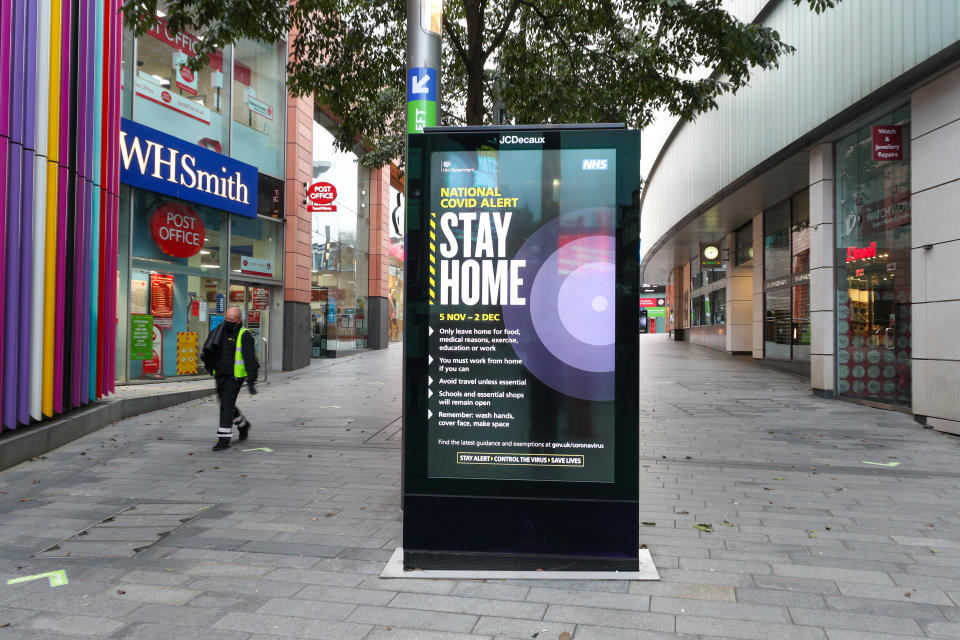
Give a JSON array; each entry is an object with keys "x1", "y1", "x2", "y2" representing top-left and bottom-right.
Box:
[{"x1": 403, "y1": 125, "x2": 640, "y2": 570}]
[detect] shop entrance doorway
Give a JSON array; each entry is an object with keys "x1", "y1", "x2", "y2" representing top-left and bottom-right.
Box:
[{"x1": 228, "y1": 283, "x2": 278, "y2": 379}]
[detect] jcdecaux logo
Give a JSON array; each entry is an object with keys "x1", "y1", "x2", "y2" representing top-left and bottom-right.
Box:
[
  {"x1": 119, "y1": 118, "x2": 258, "y2": 218},
  {"x1": 499, "y1": 135, "x2": 545, "y2": 144}
]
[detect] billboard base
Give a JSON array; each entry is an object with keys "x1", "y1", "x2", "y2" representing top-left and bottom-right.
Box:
[{"x1": 381, "y1": 547, "x2": 659, "y2": 580}]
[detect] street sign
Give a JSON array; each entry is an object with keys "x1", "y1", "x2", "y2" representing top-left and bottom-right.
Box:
[
  {"x1": 404, "y1": 125, "x2": 641, "y2": 571},
  {"x1": 406, "y1": 67, "x2": 437, "y2": 134}
]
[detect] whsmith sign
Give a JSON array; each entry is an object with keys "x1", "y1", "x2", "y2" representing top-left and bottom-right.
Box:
[{"x1": 119, "y1": 118, "x2": 258, "y2": 218}]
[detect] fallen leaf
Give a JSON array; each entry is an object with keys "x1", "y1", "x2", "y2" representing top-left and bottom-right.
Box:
[
  {"x1": 676, "y1": 510, "x2": 689, "y2": 515},
  {"x1": 931, "y1": 549, "x2": 940, "y2": 554},
  {"x1": 925, "y1": 523, "x2": 935, "y2": 528},
  {"x1": 312, "y1": 518, "x2": 318, "y2": 521},
  {"x1": 720, "y1": 521, "x2": 734, "y2": 527},
  {"x1": 774, "y1": 477, "x2": 785, "y2": 481},
  {"x1": 904, "y1": 592, "x2": 911, "y2": 598},
  {"x1": 0, "y1": 623, "x2": 9, "y2": 628},
  {"x1": 116, "y1": 590, "x2": 126, "y2": 595},
  {"x1": 763, "y1": 487, "x2": 774, "y2": 491},
  {"x1": 639, "y1": 544, "x2": 648, "y2": 549},
  {"x1": 325, "y1": 513, "x2": 335, "y2": 517},
  {"x1": 559, "y1": 632, "x2": 572, "y2": 640},
  {"x1": 684, "y1": 456, "x2": 692, "y2": 460},
  {"x1": 31, "y1": 480, "x2": 40, "y2": 484},
  {"x1": 694, "y1": 523, "x2": 714, "y2": 533},
  {"x1": 825, "y1": 526, "x2": 832, "y2": 531},
  {"x1": 19, "y1": 498, "x2": 32, "y2": 502},
  {"x1": 157, "y1": 436, "x2": 163, "y2": 440},
  {"x1": 187, "y1": 452, "x2": 194, "y2": 456}
]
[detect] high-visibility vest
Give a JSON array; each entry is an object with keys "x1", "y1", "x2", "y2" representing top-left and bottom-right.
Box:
[{"x1": 233, "y1": 327, "x2": 249, "y2": 377}]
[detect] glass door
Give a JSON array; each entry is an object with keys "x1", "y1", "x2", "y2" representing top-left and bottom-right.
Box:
[{"x1": 228, "y1": 282, "x2": 273, "y2": 379}]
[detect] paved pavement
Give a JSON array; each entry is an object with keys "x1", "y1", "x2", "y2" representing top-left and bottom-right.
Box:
[{"x1": 1, "y1": 336, "x2": 960, "y2": 639}]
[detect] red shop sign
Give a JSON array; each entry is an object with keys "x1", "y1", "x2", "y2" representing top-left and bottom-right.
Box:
[
  {"x1": 307, "y1": 181, "x2": 337, "y2": 213},
  {"x1": 150, "y1": 203, "x2": 206, "y2": 258},
  {"x1": 872, "y1": 125, "x2": 903, "y2": 161},
  {"x1": 150, "y1": 273, "x2": 175, "y2": 318}
]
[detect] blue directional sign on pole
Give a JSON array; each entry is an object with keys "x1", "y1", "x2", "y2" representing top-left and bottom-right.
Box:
[{"x1": 407, "y1": 67, "x2": 437, "y2": 134}]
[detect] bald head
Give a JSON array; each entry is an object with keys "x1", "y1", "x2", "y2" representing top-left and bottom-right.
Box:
[{"x1": 225, "y1": 306, "x2": 242, "y2": 323}]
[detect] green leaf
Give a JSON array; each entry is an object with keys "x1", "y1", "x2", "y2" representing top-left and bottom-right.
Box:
[{"x1": 694, "y1": 523, "x2": 714, "y2": 533}]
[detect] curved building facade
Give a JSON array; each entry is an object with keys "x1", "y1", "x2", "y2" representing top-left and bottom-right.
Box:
[{"x1": 640, "y1": 0, "x2": 960, "y2": 431}]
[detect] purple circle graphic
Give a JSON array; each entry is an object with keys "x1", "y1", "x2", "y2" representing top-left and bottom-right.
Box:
[
  {"x1": 501, "y1": 208, "x2": 617, "y2": 401},
  {"x1": 529, "y1": 236, "x2": 615, "y2": 372},
  {"x1": 559, "y1": 262, "x2": 616, "y2": 346}
]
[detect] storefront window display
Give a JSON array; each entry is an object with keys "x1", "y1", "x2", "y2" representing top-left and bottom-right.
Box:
[
  {"x1": 835, "y1": 106, "x2": 911, "y2": 407},
  {"x1": 232, "y1": 39, "x2": 286, "y2": 178},
  {"x1": 388, "y1": 187, "x2": 405, "y2": 342},
  {"x1": 230, "y1": 215, "x2": 283, "y2": 280},
  {"x1": 310, "y1": 112, "x2": 371, "y2": 353},
  {"x1": 763, "y1": 190, "x2": 810, "y2": 362},
  {"x1": 122, "y1": 190, "x2": 228, "y2": 380},
  {"x1": 131, "y1": 7, "x2": 231, "y2": 153}
]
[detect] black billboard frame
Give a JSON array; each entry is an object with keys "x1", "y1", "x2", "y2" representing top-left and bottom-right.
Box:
[{"x1": 402, "y1": 124, "x2": 641, "y2": 571}]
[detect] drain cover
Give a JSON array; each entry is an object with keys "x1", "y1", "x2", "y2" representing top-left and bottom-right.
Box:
[{"x1": 35, "y1": 503, "x2": 213, "y2": 558}]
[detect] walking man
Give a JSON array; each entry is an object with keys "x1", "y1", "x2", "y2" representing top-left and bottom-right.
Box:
[{"x1": 201, "y1": 306, "x2": 259, "y2": 451}]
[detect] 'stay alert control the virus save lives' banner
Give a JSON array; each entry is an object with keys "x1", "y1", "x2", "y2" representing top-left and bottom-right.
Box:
[{"x1": 403, "y1": 125, "x2": 640, "y2": 571}]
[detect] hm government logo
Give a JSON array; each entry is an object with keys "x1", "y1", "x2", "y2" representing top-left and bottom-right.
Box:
[
  {"x1": 582, "y1": 159, "x2": 608, "y2": 170},
  {"x1": 499, "y1": 135, "x2": 545, "y2": 145},
  {"x1": 440, "y1": 160, "x2": 474, "y2": 174}
]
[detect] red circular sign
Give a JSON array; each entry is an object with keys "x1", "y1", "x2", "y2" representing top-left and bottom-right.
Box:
[
  {"x1": 307, "y1": 181, "x2": 337, "y2": 205},
  {"x1": 161, "y1": 90, "x2": 172, "y2": 103},
  {"x1": 179, "y1": 65, "x2": 194, "y2": 83},
  {"x1": 149, "y1": 203, "x2": 206, "y2": 258}
]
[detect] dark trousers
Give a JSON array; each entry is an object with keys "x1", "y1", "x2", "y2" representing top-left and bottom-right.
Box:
[{"x1": 215, "y1": 376, "x2": 246, "y2": 438}]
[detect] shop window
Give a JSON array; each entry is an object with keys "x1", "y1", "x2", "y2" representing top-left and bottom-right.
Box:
[
  {"x1": 232, "y1": 38, "x2": 286, "y2": 178},
  {"x1": 735, "y1": 221, "x2": 753, "y2": 265},
  {"x1": 764, "y1": 288, "x2": 791, "y2": 360},
  {"x1": 835, "y1": 106, "x2": 911, "y2": 406},
  {"x1": 230, "y1": 216, "x2": 283, "y2": 280},
  {"x1": 764, "y1": 201, "x2": 791, "y2": 280},
  {"x1": 258, "y1": 173, "x2": 284, "y2": 219},
  {"x1": 791, "y1": 190, "x2": 810, "y2": 274},
  {"x1": 690, "y1": 258, "x2": 702, "y2": 290},
  {"x1": 132, "y1": 5, "x2": 229, "y2": 153},
  {"x1": 792, "y1": 283, "x2": 810, "y2": 361},
  {"x1": 125, "y1": 190, "x2": 228, "y2": 380},
  {"x1": 388, "y1": 187, "x2": 405, "y2": 342},
  {"x1": 311, "y1": 112, "x2": 370, "y2": 352},
  {"x1": 711, "y1": 289, "x2": 726, "y2": 325}
]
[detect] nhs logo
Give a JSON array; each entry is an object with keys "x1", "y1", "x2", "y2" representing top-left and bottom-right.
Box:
[{"x1": 581, "y1": 158, "x2": 608, "y2": 170}]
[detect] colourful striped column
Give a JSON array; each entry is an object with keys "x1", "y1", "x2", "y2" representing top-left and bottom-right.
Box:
[
  {"x1": 0, "y1": 0, "x2": 12, "y2": 426},
  {"x1": 30, "y1": 0, "x2": 52, "y2": 421},
  {"x1": 3, "y1": 0, "x2": 26, "y2": 429},
  {"x1": 1, "y1": 0, "x2": 121, "y2": 432}
]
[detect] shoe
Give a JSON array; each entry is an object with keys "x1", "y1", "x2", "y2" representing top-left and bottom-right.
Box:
[
  {"x1": 237, "y1": 418, "x2": 251, "y2": 442},
  {"x1": 212, "y1": 437, "x2": 231, "y2": 451}
]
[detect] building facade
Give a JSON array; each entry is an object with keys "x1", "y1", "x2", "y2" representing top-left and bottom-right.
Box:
[{"x1": 640, "y1": 0, "x2": 960, "y2": 431}]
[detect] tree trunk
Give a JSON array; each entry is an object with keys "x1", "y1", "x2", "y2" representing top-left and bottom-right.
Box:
[{"x1": 463, "y1": 0, "x2": 486, "y2": 125}]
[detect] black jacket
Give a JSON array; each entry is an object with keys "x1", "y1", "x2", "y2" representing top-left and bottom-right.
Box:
[{"x1": 202, "y1": 323, "x2": 259, "y2": 381}]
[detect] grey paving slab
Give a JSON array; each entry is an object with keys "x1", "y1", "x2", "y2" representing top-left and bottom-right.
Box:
[{"x1": 3, "y1": 340, "x2": 960, "y2": 640}]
